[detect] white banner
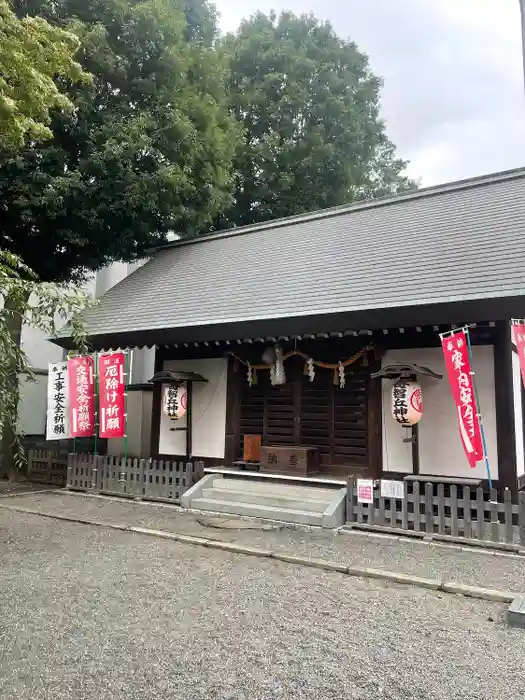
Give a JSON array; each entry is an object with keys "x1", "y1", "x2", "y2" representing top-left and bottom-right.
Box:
[{"x1": 46, "y1": 361, "x2": 69, "y2": 440}]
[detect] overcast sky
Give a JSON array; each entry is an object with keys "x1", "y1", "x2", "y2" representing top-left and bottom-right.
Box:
[{"x1": 214, "y1": 0, "x2": 525, "y2": 186}]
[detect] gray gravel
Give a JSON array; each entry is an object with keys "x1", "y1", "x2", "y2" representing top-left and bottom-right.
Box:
[
  {"x1": 0, "y1": 508, "x2": 525, "y2": 699},
  {"x1": 6, "y1": 491, "x2": 525, "y2": 594},
  {"x1": 0, "y1": 481, "x2": 55, "y2": 497}
]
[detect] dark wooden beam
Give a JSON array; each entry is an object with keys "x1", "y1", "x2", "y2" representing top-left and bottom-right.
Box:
[
  {"x1": 224, "y1": 356, "x2": 242, "y2": 466},
  {"x1": 185, "y1": 381, "x2": 193, "y2": 459},
  {"x1": 493, "y1": 320, "x2": 518, "y2": 493},
  {"x1": 367, "y1": 359, "x2": 383, "y2": 479},
  {"x1": 149, "y1": 348, "x2": 164, "y2": 458},
  {"x1": 59, "y1": 296, "x2": 524, "y2": 351}
]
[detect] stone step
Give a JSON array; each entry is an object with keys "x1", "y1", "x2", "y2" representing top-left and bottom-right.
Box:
[
  {"x1": 211, "y1": 477, "x2": 338, "y2": 501},
  {"x1": 201, "y1": 487, "x2": 330, "y2": 513},
  {"x1": 190, "y1": 497, "x2": 324, "y2": 527}
]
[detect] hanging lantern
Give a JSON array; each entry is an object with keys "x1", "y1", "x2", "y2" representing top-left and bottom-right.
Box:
[
  {"x1": 391, "y1": 379, "x2": 422, "y2": 426},
  {"x1": 163, "y1": 383, "x2": 188, "y2": 420}
]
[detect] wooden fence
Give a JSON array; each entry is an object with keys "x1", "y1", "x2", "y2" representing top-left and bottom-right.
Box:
[
  {"x1": 67, "y1": 453, "x2": 204, "y2": 504},
  {"x1": 346, "y1": 478, "x2": 525, "y2": 549},
  {"x1": 27, "y1": 450, "x2": 68, "y2": 486}
]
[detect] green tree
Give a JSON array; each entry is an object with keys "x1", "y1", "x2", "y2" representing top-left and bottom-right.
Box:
[
  {"x1": 218, "y1": 11, "x2": 417, "y2": 228},
  {"x1": 0, "y1": 0, "x2": 238, "y2": 473},
  {"x1": 1, "y1": 0, "x2": 238, "y2": 282},
  {"x1": 0, "y1": 251, "x2": 90, "y2": 479},
  {"x1": 0, "y1": 0, "x2": 89, "y2": 148}
]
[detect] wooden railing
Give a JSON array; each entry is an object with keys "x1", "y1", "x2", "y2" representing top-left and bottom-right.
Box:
[
  {"x1": 67, "y1": 453, "x2": 204, "y2": 504},
  {"x1": 27, "y1": 449, "x2": 68, "y2": 486},
  {"x1": 346, "y1": 478, "x2": 525, "y2": 549}
]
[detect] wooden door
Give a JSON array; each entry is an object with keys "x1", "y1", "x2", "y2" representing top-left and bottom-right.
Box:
[{"x1": 238, "y1": 363, "x2": 370, "y2": 476}]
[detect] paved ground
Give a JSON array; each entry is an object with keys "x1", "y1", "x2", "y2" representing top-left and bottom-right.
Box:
[
  {"x1": 0, "y1": 507, "x2": 524, "y2": 700},
  {"x1": 5, "y1": 491, "x2": 525, "y2": 594}
]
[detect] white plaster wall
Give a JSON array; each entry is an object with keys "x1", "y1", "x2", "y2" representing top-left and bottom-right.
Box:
[
  {"x1": 512, "y1": 352, "x2": 525, "y2": 477},
  {"x1": 18, "y1": 374, "x2": 47, "y2": 435},
  {"x1": 158, "y1": 358, "x2": 227, "y2": 459},
  {"x1": 129, "y1": 347, "x2": 156, "y2": 385},
  {"x1": 21, "y1": 325, "x2": 64, "y2": 368},
  {"x1": 382, "y1": 346, "x2": 498, "y2": 480},
  {"x1": 94, "y1": 261, "x2": 129, "y2": 298},
  {"x1": 107, "y1": 390, "x2": 153, "y2": 458}
]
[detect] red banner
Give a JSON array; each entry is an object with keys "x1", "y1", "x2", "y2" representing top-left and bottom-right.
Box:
[
  {"x1": 512, "y1": 324, "x2": 525, "y2": 388},
  {"x1": 67, "y1": 356, "x2": 95, "y2": 438},
  {"x1": 441, "y1": 330, "x2": 483, "y2": 468},
  {"x1": 98, "y1": 353, "x2": 126, "y2": 439}
]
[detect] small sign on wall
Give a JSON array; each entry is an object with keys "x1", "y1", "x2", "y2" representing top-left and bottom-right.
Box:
[
  {"x1": 380, "y1": 479, "x2": 405, "y2": 500},
  {"x1": 357, "y1": 479, "x2": 374, "y2": 504}
]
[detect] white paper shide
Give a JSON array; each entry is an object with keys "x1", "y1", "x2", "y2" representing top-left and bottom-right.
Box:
[{"x1": 46, "y1": 361, "x2": 69, "y2": 440}]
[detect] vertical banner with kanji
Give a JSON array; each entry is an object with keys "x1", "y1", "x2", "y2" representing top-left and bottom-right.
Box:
[
  {"x1": 512, "y1": 322, "x2": 525, "y2": 388},
  {"x1": 67, "y1": 355, "x2": 95, "y2": 438},
  {"x1": 441, "y1": 330, "x2": 484, "y2": 468},
  {"x1": 46, "y1": 361, "x2": 69, "y2": 440},
  {"x1": 98, "y1": 352, "x2": 126, "y2": 439}
]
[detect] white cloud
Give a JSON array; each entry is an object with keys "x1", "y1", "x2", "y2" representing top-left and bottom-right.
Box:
[{"x1": 214, "y1": 0, "x2": 525, "y2": 185}]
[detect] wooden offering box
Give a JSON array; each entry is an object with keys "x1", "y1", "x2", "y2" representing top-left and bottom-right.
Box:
[{"x1": 260, "y1": 445, "x2": 319, "y2": 477}]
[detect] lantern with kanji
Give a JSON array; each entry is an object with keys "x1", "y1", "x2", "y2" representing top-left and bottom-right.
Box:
[
  {"x1": 163, "y1": 383, "x2": 188, "y2": 420},
  {"x1": 391, "y1": 379, "x2": 422, "y2": 426}
]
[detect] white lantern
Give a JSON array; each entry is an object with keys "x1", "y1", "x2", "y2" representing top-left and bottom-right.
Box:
[
  {"x1": 391, "y1": 379, "x2": 422, "y2": 426},
  {"x1": 163, "y1": 383, "x2": 188, "y2": 420}
]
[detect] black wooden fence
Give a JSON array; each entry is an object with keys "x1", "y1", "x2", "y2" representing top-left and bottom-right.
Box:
[
  {"x1": 67, "y1": 453, "x2": 204, "y2": 504},
  {"x1": 27, "y1": 449, "x2": 68, "y2": 486},
  {"x1": 346, "y1": 478, "x2": 525, "y2": 549}
]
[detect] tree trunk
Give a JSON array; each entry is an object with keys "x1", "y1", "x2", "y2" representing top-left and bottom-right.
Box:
[{"x1": 0, "y1": 293, "x2": 26, "y2": 482}]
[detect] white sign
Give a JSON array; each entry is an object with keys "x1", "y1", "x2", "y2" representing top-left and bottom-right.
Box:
[
  {"x1": 357, "y1": 478, "x2": 374, "y2": 504},
  {"x1": 46, "y1": 361, "x2": 69, "y2": 440},
  {"x1": 380, "y1": 479, "x2": 405, "y2": 500}
]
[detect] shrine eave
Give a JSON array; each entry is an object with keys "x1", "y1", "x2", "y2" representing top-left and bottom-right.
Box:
[{"x1": 53, "y1": 295, "x2": 524, "y2": 352}]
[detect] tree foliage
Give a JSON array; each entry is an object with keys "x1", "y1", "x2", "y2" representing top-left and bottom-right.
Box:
[
  {"x1": 0, "y1": 0, "x2": 239, "y2": 283},
  {"x1": 218, "y1": 11, "x2": 417, "y2": 228},
  {"x1": 0, "y1": 0, "x2": 89, "y2": 148},
  {"x1": 0, "y1": 251, "x2": 91, "y2": 476}
]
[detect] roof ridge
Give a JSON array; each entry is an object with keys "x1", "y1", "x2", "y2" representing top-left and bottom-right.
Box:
[{"x1": 152, "y1": 166, "x2": 525, "y2": 253}]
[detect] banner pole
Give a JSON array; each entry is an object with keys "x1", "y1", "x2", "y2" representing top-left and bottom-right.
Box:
[
  {"x1": 93, "y1": 352, "x2": 99, "y2": 457},
  {"x1": 465, "y1": 327, "x2": 492, "y2": 489},
  {"x1": 123, "y1": 351, "x2": 129, "y2": 462}
]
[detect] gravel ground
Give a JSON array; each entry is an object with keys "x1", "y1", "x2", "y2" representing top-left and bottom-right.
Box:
[
  {"x1": 5, "y1": 491, "x2": 525, "y2": 594},
  {"x1": 0, "y1": 481, "x2": 55, "y2": 497},
  {"x1": 0, "y1": 509, "x2": 524, "y2": 700}
]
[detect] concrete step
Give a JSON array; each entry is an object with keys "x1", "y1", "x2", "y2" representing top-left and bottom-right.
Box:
[
  {"x1": 190, "y1": 497, "x2": 324, "y2": 526},
  {"x1": 211, "y1": 477, "x2": 338, "y2": 501},
  {"x1": 201, "y1": 487, "x2": 329, "y2": 513}
]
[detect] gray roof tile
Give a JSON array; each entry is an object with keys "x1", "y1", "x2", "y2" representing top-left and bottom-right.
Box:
[{"x1": 74, "y1": 168, "x2": 525, "y2": 340}]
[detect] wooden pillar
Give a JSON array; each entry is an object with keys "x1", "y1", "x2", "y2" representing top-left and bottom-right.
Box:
[
  {"x1": 493, "y1": 320, "x2": 517, "y2": 493},
  {"x1": 367, "y1": 360, "x2": 383, "y2": 479},
  {"x1": 149, "y1": 348, "x2": 164, "y2": 458},
  {"x1": 185, "y1": 381, "x2": 193, "y2": 459},
  {"x1": 224, "y1": 356, "x2": 241, "y2": 466}
]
